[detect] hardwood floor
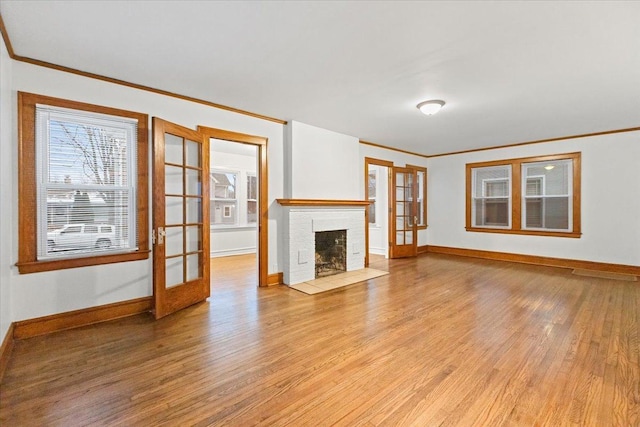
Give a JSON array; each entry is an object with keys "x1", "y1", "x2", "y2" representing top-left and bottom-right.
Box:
[{"x1": 1, "y1": 254, "x2": 638, "y2": 426}]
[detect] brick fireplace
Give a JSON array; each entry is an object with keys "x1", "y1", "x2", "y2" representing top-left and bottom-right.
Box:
[{"x1": 277, "y1": 199, "x2": 370, "y2": 286}]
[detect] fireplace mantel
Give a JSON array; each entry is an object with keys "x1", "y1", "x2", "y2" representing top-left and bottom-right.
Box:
[{"x1": 277, "y1": 199, "x2": 371, "y2": 207}]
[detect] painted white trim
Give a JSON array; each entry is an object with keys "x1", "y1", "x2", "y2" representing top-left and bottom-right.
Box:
[{"x1": 210, "y1": 247, "x2": 256, "y2": 258}]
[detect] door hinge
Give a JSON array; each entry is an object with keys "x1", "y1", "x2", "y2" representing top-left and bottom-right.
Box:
[{"x1": 152, "y1": 229, "x2": 156, "y2": 245}]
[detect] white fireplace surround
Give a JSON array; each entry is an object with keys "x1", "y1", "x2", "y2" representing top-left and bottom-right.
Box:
[{"x1": 278, "y1": 200, "x2": 369, "y2": 286}]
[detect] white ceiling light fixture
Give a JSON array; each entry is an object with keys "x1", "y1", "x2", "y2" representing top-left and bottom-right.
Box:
[
  {"x1": 544, "y1": 165, "x2": 555, "y2": 170},
  {"x1": 417, "y1": 99, "x2": 445, "y2": 116}
]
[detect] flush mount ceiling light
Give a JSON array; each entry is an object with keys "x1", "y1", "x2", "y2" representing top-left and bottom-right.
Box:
[
  {"x1": 544, "y1": 165, "x2": 555, "y2": 170},
  {"x1": 417, "y1": 99, "x2": 445, "y2": 115}
]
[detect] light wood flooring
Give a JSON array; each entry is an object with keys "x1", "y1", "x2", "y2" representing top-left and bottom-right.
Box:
[{"x1": 1, "y1": 253, "x2": 639, "y2": 426}]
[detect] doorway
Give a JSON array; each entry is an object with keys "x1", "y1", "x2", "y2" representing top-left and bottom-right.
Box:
[
  {"x1": 152, "y1": 120, "x2": 269, "y2": 319},
  {"x1": 209, "y1": 139, "x2": 259, "y2": 288},
  {"x1": 197, "y1": 126, "x2": 269, "y2": 288}
]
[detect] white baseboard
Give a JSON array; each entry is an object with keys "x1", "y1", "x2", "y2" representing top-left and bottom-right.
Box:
[
  {"x1": 210, "y1": 247, "x2": 256, "y2": 258},
  {"x1": 369, "y1": 247, "x2": 387, "y2": 256}
]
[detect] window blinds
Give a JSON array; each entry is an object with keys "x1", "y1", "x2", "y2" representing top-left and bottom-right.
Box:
[{"x1": 35, "y1": 104, "x2": 138, "y2": 259}]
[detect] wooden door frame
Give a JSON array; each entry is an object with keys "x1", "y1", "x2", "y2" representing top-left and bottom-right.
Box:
[
  {"x1": 364, "y1": 157, "x2": 394, "y2": 267},
  {"x1": 197, "y1": 126, "x2": 269, "y2": 287}
]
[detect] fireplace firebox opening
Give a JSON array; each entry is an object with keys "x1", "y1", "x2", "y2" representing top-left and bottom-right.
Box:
[{"x1": 315, "y1": 230, "x2": 347, "y2": 278}]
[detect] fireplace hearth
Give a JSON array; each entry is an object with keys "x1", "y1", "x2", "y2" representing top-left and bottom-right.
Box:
[{"x1": 315, "y1": 230, "x2": 347, "y2": 278}]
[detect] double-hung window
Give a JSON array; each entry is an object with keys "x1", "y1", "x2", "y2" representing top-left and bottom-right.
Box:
[
  {"x1": 210, "y1": 170, "x2": 238, "y2": 225},
  {"x1": 247, "y1": 174, "x2": 258, "y2": 224},
  {"x1": 522, "y1": 160, "x2": 572, "y2": 231},
  {"x1": 471, "y1": 165, "x2": 512, "y2": 228},
  {"x1": 466, "y1": 152, "x2": 580, "y2": 237},
  {"x1": 17, "y1": 92, "x2": 149, "y2": 273},
  {"x1": 367, "y1": 168, "x2": 377, "y2": 225}
]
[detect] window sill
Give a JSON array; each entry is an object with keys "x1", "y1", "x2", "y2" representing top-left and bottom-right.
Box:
[
  {"x1": 16, "y1": 250, "x2": 151, "y2": 274},
  {"x1": 465, "y1": 227, "x2": 581, "y2": 238}
]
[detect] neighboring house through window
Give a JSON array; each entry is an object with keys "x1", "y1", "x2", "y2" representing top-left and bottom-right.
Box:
[{"x1": 211, "y1": 170, "x2": 237, "y2": 225}]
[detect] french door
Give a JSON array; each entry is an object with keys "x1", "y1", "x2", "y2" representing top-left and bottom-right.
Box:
[
  {"x1": 152, "y1": 118, "x2": 210, "y2": 319},
  {"x1": 390, "y1": 166, "x2": 418, "y2": 258}
]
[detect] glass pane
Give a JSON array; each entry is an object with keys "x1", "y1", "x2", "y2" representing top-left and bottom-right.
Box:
[
  {"x1": 48, "y1": 120, "x2": 130, "y2": 186},
  {"x1": 247, "y1": 175, "x2": 258, "y2": 200},
  {"x1": 395, "y1": 231, "x2": 404, "y2": 245},
  {"x1": 166, "y1": 256, "x2": 184, "y2": 288},
  {"x1": 185, "y1": 139, "x2": 200, "y2": 167},
  {"x1": 165, "y1": 226, "x2": 183, "y2": 257},
  {"x1": 396, "y1": 187, "x2": 405, "y2": 201},
  {"x1": 165, "y1": 165, "x2": 183, "y2": 195},
  {"x1": 405, "y1": 231, "x2": 413, "y2": 245},
  {"x1": 396, "y1": 173, "x2": 404, "y2": 186},
  {"x1": 474, "y1": 166, "x2": 510, "y2": 197},
  {"x1": 545, "y1": 197, "x2": 569, "y2": 229},
  {"x1": 186, "y1": 197, "x2": 202, "y2": 224},
  {"x1": 396, "y1": 217, "x2": 405, "y2": 231},
  {"x1": 186, "y1": 225, "x2": 201, "y2": 252},
  {"x1": 474, "y1": 198, "x2": 509, "y2": 227},
  {"x1": 525, "y1": 198, "x2": 543, "y2": 227},
  {"x1": 247, "y1": 200, "x2": 258, "y2": 223},
  {"x1": 396, "y1": 202, "x2": 404, "y2": 216},
  {"x1": 523, "y1": 161, "x2": 570, "y2": 196},
  {"x1": 186, "y1": 253, "x2": 201, "y2": 281},
  {"x1": 165, "y1": 133, "x2": 183, "y2": 165},
  {"x1": 165, "y1": 196, "x2": 183, "y2": 225},
  {"x1": 186, "y1": 169, "x2": 201, "y2": 196}
]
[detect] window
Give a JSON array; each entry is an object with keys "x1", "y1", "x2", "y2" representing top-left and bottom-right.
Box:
[
  {"x1": 247, "y1": 174, "x2": 258, "y2": 223},
  {"x1": 368, "y1": 168, "x2": 377, "y2": 224},
  {"x1": 522, "y1": 160, "x2": 572, "y2": 231},
  {"x1": 466, "y1": 152, "x2": 580, "y2": 237},
  {"x1": 211, "y1": 170, "x2": 237, "y2": 225},
  {"x1": 17, "y1": 92, "x2": 149, "y2": 273},
  {"x1": 471, "y1": 165, "x2": 511, "y2": 228}
]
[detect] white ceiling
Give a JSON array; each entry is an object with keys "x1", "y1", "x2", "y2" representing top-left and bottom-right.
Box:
[{"x1": 2, "y1": 1, "x2": 639, "y2": 155}]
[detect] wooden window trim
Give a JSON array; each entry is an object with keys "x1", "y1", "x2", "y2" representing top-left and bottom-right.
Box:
[
  {"x1": 465, "y1": 152, "x2": 581, "y2": 238},
  {"x1": 17, "y1": 92, "x2": 150, "y2": 274},
  {"x1": 406, "y1": 164, "x2": 428, "y2": 230}
]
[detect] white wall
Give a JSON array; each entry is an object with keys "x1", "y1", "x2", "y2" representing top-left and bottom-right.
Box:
[
  {"x1": 0, "y1": 33, "x2": 13, "y2": 340},
  {"x1": 359, "y1": 143, "x2": 429, "y2": 247},
  {"x1": 210, "y1": 148, "x2": 258, "y2": 257},
  {"x1": 287, "y1": 121, "x2": 360, "y2": 199},
  {"x1": 427, "y1": 131, "x2": 640, "y2": 266},
  {"x1": 9, "y1": 61, "x2": 285, "y2": 321}
]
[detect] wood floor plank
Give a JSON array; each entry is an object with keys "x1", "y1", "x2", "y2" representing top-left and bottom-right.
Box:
[{"x1": 1, "y1": 253, "x2": 639, "y2": 426}]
